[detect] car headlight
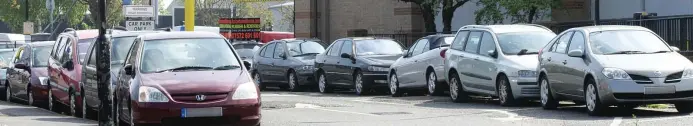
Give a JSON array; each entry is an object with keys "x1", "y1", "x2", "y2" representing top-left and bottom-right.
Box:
[
  {"x1": 232, "y1": 81, "x2": 258, "y2": 100},
  {"x1": 138, "y1": 86, "x2": 169, "y2": 102},
  {"x1": 682, "y1": 68, "x2": 693, "y2": 79},
  {"x1": 38, "y1": 77, "x2": 48, "y2": 85},
  {"x1": 602, "y1": 68, "x2": 631, "y2": 80},
  {"x1": 517, "y1": 70, "x2": 537, "y2": 78},
  {"x1": 299, "y1": 65, "x2": 314, "y2": 71},
  {"x1": 368, "y1": 66, "x2": 389, "y2": 72}
]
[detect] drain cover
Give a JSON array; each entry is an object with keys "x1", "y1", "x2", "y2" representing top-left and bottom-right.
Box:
[{"x1": 370, "y1": 112, "x2": 412, "y2": 115}]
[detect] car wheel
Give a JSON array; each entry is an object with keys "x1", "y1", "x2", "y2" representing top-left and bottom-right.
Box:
[
  {"x1": 287, "y1": 72, "x2": 299, "y2": 92},
  {"x1": 69, "y1": 92, "x2": 81, "y2": 117},
  {"x1": 130, "y1": 104, "x2": 138, "y2": 126},
  {"x1": 498, "y1": 75, "x2": 519, "y2": 106},
  {"x1": 5, "y1": 84, "x2": 11, "y2": 102},
  {"x1": 81, "y1": 91, "x2": 92, "y2": 119},
  {"x1": 27, "y1": 86, "x2": 33, "y2": 106},
  {"x1": 675, "y1": 102, "x2": 693, "y2": 114},
  {"x1": 113, "y1": 97, "x2": 120, "y2": 126},
  {"x1": 540, "y1": 76, "x2": 558, "y2": 109},
  {"x1": 585, "y1": 80, "x2": 606, "y2": 116},
  {"x1": 389, "y1": 73, "x2": 403, "y2": 97},
  {"x1": 354, "y1": 71, "x2": 367, "y2": 96},
  {"x1": 318, "y1": 72, "x2": 331, "y2": 93},
  {"x1": 253, "y1": 72, "x2": 266, "y2": 91},
  {"x1": 427, "y1": 71, "x2": 443, "y2": 96},
  {"x1": 48, "y1": 88, "x2": 59, "y2": 112},
  {"x1": 449, "y1": 73, "x2": 469, "y2": 103}
]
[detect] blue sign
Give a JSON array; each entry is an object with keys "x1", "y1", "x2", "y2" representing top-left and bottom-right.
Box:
[{"x1": 123, "y1": 0, "x2": 132, "y2": 5}]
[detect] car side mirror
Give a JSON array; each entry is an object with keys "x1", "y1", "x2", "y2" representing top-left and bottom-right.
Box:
[
  {"x1": 340, "y1": 53, "x2": 352, "y2": 59},
  {"x1": 568, "y1": 49, "x2": 584, "y2": 57},
  {"x1": 62, "y1": 60, "x2": 74, "y2": 70},
  {"x1": 279, "y1": 53, "x2": 287, "y2": 59},
  {"x1": 487, "y1": 50, "x2": 498, "y2": 58},
  {"x1": 124, "y1": 64, "x2": 134, "y2": 76},
  {"x1": 243, "y1": 61, "x2": 251, "y2": 70},
  {"x1": 14, "y1": 63, "x2": 29, "y2": 71},
  {"x1": 671, "y1": 46, "x2": 681, "y2": 52}
]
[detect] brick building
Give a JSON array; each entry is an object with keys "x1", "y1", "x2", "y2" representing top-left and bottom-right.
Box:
[{"x1": 294, "y1": 0, "x2": 423, "y2": 43}]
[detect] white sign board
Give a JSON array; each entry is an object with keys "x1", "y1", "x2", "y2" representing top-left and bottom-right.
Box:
[
  {"x1": 123, "y1": 5, "x2": 155, "y2": 17},
  {"x1": 126, "y1": 21, "x2": 155, "y2": 31},
  {"x1": 23, "y1": 22, "x2": 34, "y2": 35}
]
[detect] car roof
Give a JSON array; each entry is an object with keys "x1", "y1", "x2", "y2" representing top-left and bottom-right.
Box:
[
  {"x1": 69, "y1": 29, "x2": 99, "y2": 39},
  {"x1": 111, "y1": 31, "x2": 161, "y2": 38},
  {"x1": 569, "y1": 25, "x2": 652, "y2": 33},
  {"x1": 459, "y1": 24, "x2": 552, "y2": 33},
  {"x1": 26, "y1": 41, "x2": 55, "y2": 47},
  {"x1": 140, "y1": 31, "x2": 225, "y2": 41},
  {"x1": 0, "y1": 48, "x2": 16, "y2": 52}
]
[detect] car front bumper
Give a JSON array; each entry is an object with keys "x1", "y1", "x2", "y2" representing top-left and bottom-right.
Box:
[
  {"x1": 599, "y1": 77, "x2": 693, "y2": 105},
  {"x1": 29, "y1": 85, "x2": 50, "y2": 103},
  {"x1": 132, "y1": 99, "x2": 260, "y2": 126},
  {"x1": 363, "y1": 71, "x2": 389, "y2": 88},
  {"x1": 297, "y1": 70, "x2": 316, "y2": 86},
  {"x1": 508, "y1": 76, "x2": 539, "y2": 99}
]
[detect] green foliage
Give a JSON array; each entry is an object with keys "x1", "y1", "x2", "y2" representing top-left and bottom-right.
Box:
[
  {"x1": 235, "y1": 2, "x2": 274, "y2": 29},
  {"x1": 0, "y1": 0, "x2": 88, "y2": 33},
  {"x1": 84, "y1": 0, "x2": 125, "y2": 29},
  {"x1": 475, "y1": 0, "x2": 560, "y2": 24}
]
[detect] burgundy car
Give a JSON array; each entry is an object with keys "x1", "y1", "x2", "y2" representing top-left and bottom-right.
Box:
[
  {"x1": 47, "y1": 29, "x2": 97, "y2": 116},
  {"x1": 114, "y1": 32, "x2": 260, "y2": 126},
  {"x1": 5, "y1": 41, "x2": 54, "y2": 107}
]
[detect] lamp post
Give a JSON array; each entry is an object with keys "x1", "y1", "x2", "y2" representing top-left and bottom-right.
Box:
[{"x1": 96, "y1": 0, "x2": 113, "y2": 125}]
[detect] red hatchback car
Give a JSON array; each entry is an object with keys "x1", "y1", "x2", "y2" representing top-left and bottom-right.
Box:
[
  {"x1": 47, "y1": 29, "x2": 97, "y2": 116},
  {"x1": 114, "y1": 32, "x2": 260, "y2": 126}
]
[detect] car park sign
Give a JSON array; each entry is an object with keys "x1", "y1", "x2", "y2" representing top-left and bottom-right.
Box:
[
  {"x1": 126, "y1": 21, "x2": 155, "y2": 31},
  {"x1": 123, "y1": 5, "x2": 155, "y2": 17}
]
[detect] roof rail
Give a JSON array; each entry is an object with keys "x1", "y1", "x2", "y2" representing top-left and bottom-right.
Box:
[
  {"x1": 514, "y1": 23, "x2": 552, "y2": 31},
  {"x1": 460, "y1": 25, "x2": 489, "y2": 30},
  {"x1": 63, "y1": 28, "x2": 76, "y2": 33}
]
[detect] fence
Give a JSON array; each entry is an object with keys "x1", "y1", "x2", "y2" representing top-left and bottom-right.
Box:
[{"x1": 368, "y1": 32, "x2": 457, "y2": 48}]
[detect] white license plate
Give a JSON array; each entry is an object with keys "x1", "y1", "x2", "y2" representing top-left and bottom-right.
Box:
[
  {"x1": 644, "y1": 86, "x2": 675, "y2": 94},
  {"x1": 181, "y1": 107, "x2": 223, "y2": 118},
  {"x1": 374, "y1": 80, "x2": 387, "y2": 83}
]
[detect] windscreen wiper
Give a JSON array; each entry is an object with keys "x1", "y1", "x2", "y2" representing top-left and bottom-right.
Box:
[
  {"x1": 155, "y1": 66, "x2": 213, "y2": 73},
  {"x1": 213, "y1": 65, "x2": 242, "y2": 70},
  {"x1": 650, "y1": 50, "x2": 670, "y2": 53},
  {"x1": 292, "y1": 53, "x2": 320, "y2": 57},
  {"x1": 605, "y1": 51, "x2": 647, "y2": 55}
]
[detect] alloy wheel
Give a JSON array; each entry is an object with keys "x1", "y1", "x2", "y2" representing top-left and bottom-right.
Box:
[
  {"x1": 6, "y1": 85, "x2": 10, "y2": 101},
  {"x1": 130, "y1": 106, "x2": 135, "y2": 126},
  {"x1": 389, "y1": 74, "x2": 398, "y2": 95},
  {"x1": 427, "y1": 72, "x2": 437, "y2": 95},
  {"x1": 355, "y1": 74, "x2": 363, "y2": 95},
  {"x1": 70, "y1": 93, "x2": 77, "y2": 116},
  {"x1": 28, "y1": 89, "x2": 33, "y2": 106},
  {"x1": 540, "y1": 79, "x2": 549, "y2": 105},
  {"x1": 253, "y1": 73, "x2": 261, "y2": 87},
  {"x1": 82, "y1": 95, "x2": 88, "y2": 118},
  {"x1": 48, "y1": 89, "x2": 54, "y2": 111},
  {"x1": 318, "y1": 74, "x2": 326, "y2": 93},
  {"x1": 498, "y1": 79, "x2": 508, "y2": 104},
  {"x1": 288, "y1": 73, "x2": 296, "y2": 91},
  {"x1": 586, "y1": 84, "x2": 597, "y2": 112},
  {"x1": 449, "y1": 78, "x2": 458, "y2": 100}
]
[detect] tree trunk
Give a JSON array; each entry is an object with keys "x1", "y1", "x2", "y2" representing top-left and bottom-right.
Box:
[
  {"x1": 442, "y1": 8, "x2": 455, "y2": 34},
  {"x1": 527, "y1": 6, "x2": 537, "y2": 23},
  {"x1": 420, "y1": 5, "x2": 437, "y2": 33}
]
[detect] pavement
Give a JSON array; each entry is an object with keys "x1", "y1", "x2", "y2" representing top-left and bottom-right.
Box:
[{"x1": 0, "y1": 88, "x2": 691, "y2": 126}]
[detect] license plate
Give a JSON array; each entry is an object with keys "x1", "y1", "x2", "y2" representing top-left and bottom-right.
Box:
[
  {"x1": 374, "y1": 80, "x2": 387, "y2": 83},
  {"x1": 181, "y1": 107, "x2": 223, "y2": 118},
  {"x1": 644, "y1": 86, "x2": 675, "y2": 94}
]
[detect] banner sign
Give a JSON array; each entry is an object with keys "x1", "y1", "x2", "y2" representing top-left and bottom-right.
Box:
[{"x1": 219, "y1": 18, "x2": 261, "y2": 40}]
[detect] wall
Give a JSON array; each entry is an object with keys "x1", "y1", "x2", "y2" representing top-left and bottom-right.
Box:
[{"x1": 592, "y1": 0, "x2": 693, "y2": 20}]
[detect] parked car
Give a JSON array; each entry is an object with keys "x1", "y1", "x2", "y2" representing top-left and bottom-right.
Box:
[
  {"x1": 315, "y1": 37, "x2": 404, "y2": 95},
  {"x1": 389, "y1": 34, "x2": 454, "y2": 96},
  {"x1": 80, "y1": 30, "x2": 160, "y2": 119},
  {"x1": 114, "y1": 32, "x2": 259, "y2": 126},
  {"x1": 5, "y1": 41, "x2": 54, "y2": 107},
  {"x1": 232, "y1": 41, "x2": 263, "y2": 69},
  {"x1": 251, "y1": 38, "x2": 325, "y2": 91},
  {"x1": 537, "y1": 25, "x2": 693, "y2": 115},
  {"x1": 445, "y1": 24, "x2": 556, "y2": 106},
  {"x1": 47, "y1": 29, "x2": 98, "y2": 116},
  {"x1": 0, "y1": 48, "x2": 17, "y2": 99}
]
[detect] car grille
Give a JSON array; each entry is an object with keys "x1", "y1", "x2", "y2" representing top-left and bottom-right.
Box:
[
  {"x1": 629, "y1": 74, "x2": 653, "y2": 84},
  {"x1": 613, "y1": 90, "x2": 693, "y2": 100},
  {"x1": 520, "y1": 87, "x2": 539, "y2": 95},
  {"x1": 171, "y1": 92, "x2": 228, "y2": 103},
  {"x1": 664, "y1": 71, "x2": 683, "y2": 83}
]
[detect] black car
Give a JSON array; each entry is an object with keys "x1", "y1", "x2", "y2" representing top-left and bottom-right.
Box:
[
  {"x1": 252, "y1": 38, "x2": 325, "y2": 91},
  {"x1": 232, "y1": 41, "x2": 263, "y2": 69},
  {"x1": 80, "y1": 30, "x2": 159, "y2": 118},
  {"x1": 314, "y1": 37, "x2": 404, "y2": 95},
  {"x1": 4, "y1": 41, "x2": 53, "y2": 107}
]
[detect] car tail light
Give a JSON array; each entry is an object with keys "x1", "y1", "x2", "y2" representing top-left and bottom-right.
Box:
[
  {"x1": 440, "y1": 49, "x2": 448, "y2": 58},
  {"x1": 538, "y1": 48, "x2": 543, "y2": 56}
]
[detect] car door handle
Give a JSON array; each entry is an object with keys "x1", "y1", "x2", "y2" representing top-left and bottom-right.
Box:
[{"x1": 562, "y1": 60, "x2": 567, "y2": 65}]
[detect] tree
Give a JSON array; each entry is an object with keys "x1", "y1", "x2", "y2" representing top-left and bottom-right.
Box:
[
  {"x1": 441, "y1": 0, "x2": 470, "y2": 33},
  {"x1": 274, "y1": 3, "x2": 294, "y2": 32},
  {"x1": 84, "y1": 0, "x2": 125, "y2": 29},
  {"x1": 195, "y1": 0, "x2": 234, "y2": 26},
  {"x1": 397, "y1": 0, "x2": 440, "y2": 33},
  {"x1": 235, "y1": 2, "x2": 274, "y2": 30},
  {"x1": 474, "y1": 0, "x2": 560, "y2": 24},
  {"x1": 0, "y1": 0, "x2": 88, "y2": 33},
  {"x1": 159, "y1": 0, "x2": 170, "y2": 15}
]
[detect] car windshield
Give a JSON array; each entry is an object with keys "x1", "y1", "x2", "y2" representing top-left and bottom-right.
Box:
[
  {"x1": 32, "y1": 46, "x2": 52, "y2": 67},
  {"x1": 497, "y1": 32, "x2": 556, "y2": 55},
  {"x1": 140, "y1": 38, "x2": 242, "y2": 73},
  {"x1": 0, "y1": 51, "x2": 14, "y2": 67},
  {"x1": 589, "y1": 30, "x2": 672, "y2": 55},
  {"x1": 355, "y1": 39, "x2": 403, "y2": 55},
  {"x1": 233, "y1": 44, "x2": 262, "y2": 59},
  {"x1": 78, "y1": 38, "x2": 95, "y2": 64},
  {"x1": 112, "y1": 37, "x2": 137, "y2": 65},
  {"x1": 443, "y1": 37, "x2": 454, "y2": 45},
  {"x1": 287, "y1": 41, "x2": 325, "y2": 56}
]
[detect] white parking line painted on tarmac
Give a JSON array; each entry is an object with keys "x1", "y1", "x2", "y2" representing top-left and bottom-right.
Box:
[
  {"x1": 350, "y1": 99, "x2": 411, "y2": 106},
  {"x1": 294, "y1": 103, "x2": 378, "y2": 116},
  {"x1": 627, "y1": 115, "x2": 693, "y2": 123},
  {"x1": 483, "y1": 109, "x2": 526, "y2": 121},
  {"x1": 610, "y1": 117, "x2": 622, "y2": 126}
]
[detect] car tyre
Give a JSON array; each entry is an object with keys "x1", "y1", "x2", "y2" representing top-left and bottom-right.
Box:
[
  {"x1": 389, "y1": 73, "x2": 403, "y2": 97},
  {"x1": 27, "y1": 85, "x2": 34, "y2": 106},
  {"x1": 5, "y1": 83, "x2": 11, "y2": 102},
  {"x1": 498, "y1": 75, "x2": 519, "y2": 106},
  {"x1": 287, "y1": 71, "x2": 300, "y2": 92},
  {"x1": 675, "y1": 102, "x2": 693, "y2": 114},
  {"x1": 540, "y1": 76, "x2": 558, "y2": 109},
  {"x1": 585, "y1": 79, "x2": 606, "y2": 116},
  {"x1": 449, "y1": 73, "x2": 469, "y2": 103},
  {"x1": 253, "y1": 72, "x2": 266, "y2": 91},
  {"x1": 82, "y1": 90, "x2": 94, "y2": 119},
  {"x1": 426, "y1": 71, "x2": 443, "y2": 96},
  {"x1": 354, "y1": 71, "x2": 368, "y2": 96},
  {"x1": 317, "y1": 72, "x2": 332, "y2": 93},
  {"x1": 70, "y1": 92, "x2": 82, "y2": 117},
  {"x1": 48, "y1": 88, "x2": 60, "y2": 112}
]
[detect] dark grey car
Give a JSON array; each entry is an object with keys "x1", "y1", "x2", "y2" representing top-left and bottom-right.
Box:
[
  {"x1": 232, "y1": 41, "x2": 263, "y2": 69},
  {"x1": 251, "y1": 39, "x2": 325, "y2": 91},
  {"x1": 537, "y1": 25, "x2": 693, "y2": 116}
]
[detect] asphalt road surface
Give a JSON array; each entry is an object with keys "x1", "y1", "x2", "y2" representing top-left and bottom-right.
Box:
[{"x1": 0, "y1": 89, "x2": 691, "y2": 126}]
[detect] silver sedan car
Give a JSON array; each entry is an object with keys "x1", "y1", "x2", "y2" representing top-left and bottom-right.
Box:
[{"x1": 537, "y1": 25, "x2": 693, "y2": 116}]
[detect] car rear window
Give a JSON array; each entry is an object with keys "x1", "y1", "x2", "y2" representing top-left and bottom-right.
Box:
[{"x1": 77, "y1": 38, "x2": 95, "y2": 63}]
